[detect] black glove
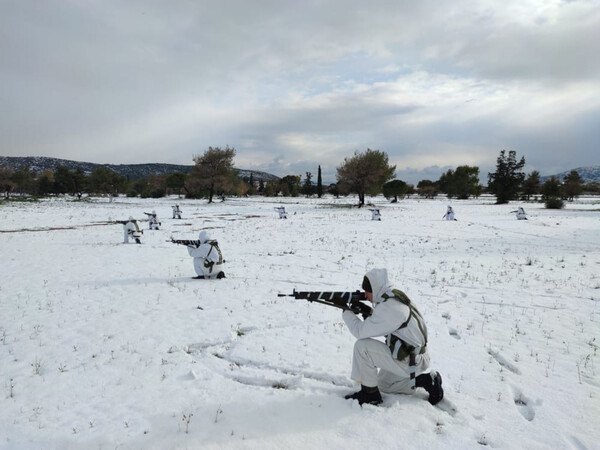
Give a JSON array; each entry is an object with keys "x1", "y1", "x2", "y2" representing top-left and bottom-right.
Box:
[
  {"x1": 351, "y1": 302, "x2": 372, "y2": 320},
  {"x1": 361, "y1": 306, "x2": 373, "y2": 320}
]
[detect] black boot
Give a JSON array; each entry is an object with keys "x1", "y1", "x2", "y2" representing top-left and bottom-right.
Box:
[
  {"x1": 344, "y1": 385, "x2": 383, "y2": 406},
  {"x1": 416, "y1": 372, "x2": 444, "y2": 405}
]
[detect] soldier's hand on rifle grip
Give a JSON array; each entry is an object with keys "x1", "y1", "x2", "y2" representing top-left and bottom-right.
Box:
[{"x1": 361, "y1": 305, "x2": 373, "y2": 320}]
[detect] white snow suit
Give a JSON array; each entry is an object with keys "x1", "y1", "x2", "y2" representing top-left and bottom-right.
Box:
[
  {"x1": 123, "y1": 219, "x2": 142, "y2": 244},
  {"x1": 275, "y1": 207, "x2": 287, "y2": 219},
  {"x1": 343, "y1": 268, "x2": 430, "y2": 393},
  {"x1": 443, "y1": 206, "x2": 455, "y2": 221},
  {"x1": 516, "y1": 207, "x2": 527, "y2": 220},
  {"x1": 187, "y1": 230, "x2": 224, "y2": 279},
  {"x1": 172, "y1": 205, "x2": 182, "y2": 219},
  {"x1": 146, "y1": 212, "x2": 160, "y2": 230},
  {"x1": 370, "y1": 209, "x2": 381, "y2": 221}
]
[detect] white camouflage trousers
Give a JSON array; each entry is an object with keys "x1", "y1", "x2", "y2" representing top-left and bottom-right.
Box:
[{"x1": 351, "y1": 338, "x2": 430, "y2": 394}]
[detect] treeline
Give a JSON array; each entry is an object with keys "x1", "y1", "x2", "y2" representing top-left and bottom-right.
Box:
[
  {"x1": 2, "y1": 147, "x2": 598, "y2": 207},
  {"x1": 0, "y1": 147, "x2": 247, "y2": 201},
  {"x1": 0, "y1": 164, "x2": 193, "y2": 200},
  {"x1": 485, "y1": 150, "x2": 595, "y2": 208},
  {"x1": 332, "y1": 148, "x2": 596, "y2": 208}
]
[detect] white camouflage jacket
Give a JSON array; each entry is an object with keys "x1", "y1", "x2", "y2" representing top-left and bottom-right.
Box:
[{"x1": 343, "y1": 268, "x2": 427, "y2": 352}]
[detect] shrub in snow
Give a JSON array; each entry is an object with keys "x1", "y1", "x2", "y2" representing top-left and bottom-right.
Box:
[{"x1": 545, "y1": 197, "x2": 564, "y2": 209}]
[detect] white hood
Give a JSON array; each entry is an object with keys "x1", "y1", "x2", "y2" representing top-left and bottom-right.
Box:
[
  {"x1": 198, "y1": 230, "x2": 209, "y2": 243},
  {"x1": 363, "y1": 268, "x2": 394, "y2": 304}
]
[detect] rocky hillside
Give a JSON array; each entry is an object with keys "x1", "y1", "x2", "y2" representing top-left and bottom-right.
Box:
[
  {"x1": 541, "y1": 166, "x2": 600, "y2": 183},
  {"x1": 0, "y1": 156, "x2": 279, "y2": 182}
]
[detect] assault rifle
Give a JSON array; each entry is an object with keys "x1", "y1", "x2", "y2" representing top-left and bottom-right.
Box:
[
  {"x1": 114, "y1": 220, "x2": 144, "y2": 231},
  {"x1": 112, "y1": 219, "x2": 147, "y2": 227},
  {"x1": 114, "y1": 220, "x2": 143, "y2": 244},
  {"x1": 278, "y1": 290, "x2": 372, "y2": 318},
  {"x1": 169, "y1": 238, "x2": 201, "y2": 247}
]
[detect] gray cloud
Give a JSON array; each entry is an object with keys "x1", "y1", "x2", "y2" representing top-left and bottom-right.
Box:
[{"x1": 1, "y1": 0, "x2": 598, "y2": 183}]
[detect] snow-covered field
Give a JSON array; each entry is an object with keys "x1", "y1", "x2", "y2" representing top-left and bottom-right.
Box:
[{"x1": 1, "y1": 195, "x2": 599, "y2": 449}]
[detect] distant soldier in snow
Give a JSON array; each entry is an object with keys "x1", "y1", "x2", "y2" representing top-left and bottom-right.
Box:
[
  {"x1": 187, "y1": 230, "x2": 225, "y2": 279},
  {"x1": 144, "y1": 210, "x2": 161, "y2": 230},
  {"x1": 123, "y1": 217, "x2": 143, "y2": 244},
  {"x1": 443, "y1": 206, "x2": 456, "y2": 221},
  {"x1": 511, "y1": 207, "x2": 528, "y2": 220},
  {"x1": 370, "y1": 209, "x2": 381, "y2": 221},
  {"x1": 275, "y1": 206, "x2": 288, "y2": 219},
  {"x1": 343, "y1": 268, "x2": 444, "y2": 406},
  {"x1": 172, "y1": 204, "x2": 182, "y2": 219}
]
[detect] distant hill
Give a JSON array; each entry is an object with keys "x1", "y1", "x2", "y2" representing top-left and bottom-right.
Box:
[
  {"x1": 0, "y1": 156, "x2": 280, "y2": 183},
  {"x1": 540, "y1": 166, "x2": 600, "y2": 184}
]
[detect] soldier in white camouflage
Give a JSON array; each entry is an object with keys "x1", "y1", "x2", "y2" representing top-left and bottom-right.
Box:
[{"x1": 343, "y1": 268, "x2": 443, "y2": 406}]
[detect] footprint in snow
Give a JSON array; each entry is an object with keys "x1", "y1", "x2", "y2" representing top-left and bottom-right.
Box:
[
  {"x1": 488, "y1": 348, "x2": 521, "y2": 375},
  {"x1": 512, "y1": 387, "x2": 535, "y2": 422},
  {"x1": 448, "y1": 327, "x2": 461, "y2": 339}
]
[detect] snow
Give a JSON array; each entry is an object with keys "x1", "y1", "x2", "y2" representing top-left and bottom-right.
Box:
[{"x1": 1, "y1": 195, "x2": 599, "y2": 449}]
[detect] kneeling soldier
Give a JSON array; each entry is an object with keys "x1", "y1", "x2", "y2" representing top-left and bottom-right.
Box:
[
  {"x1": 187, "y1": 230, "x2": 225, "y2": 279},
  {"x1": 343, "y1": 268, "x2": 443, "y2": 406}
]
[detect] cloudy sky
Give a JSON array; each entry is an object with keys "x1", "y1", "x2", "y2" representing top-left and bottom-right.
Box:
[{"x1": 1, "y1": 0, "x2": 599, "y2": 183}]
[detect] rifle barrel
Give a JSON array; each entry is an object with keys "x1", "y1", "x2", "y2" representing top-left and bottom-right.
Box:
[
  {"x1": 294, "y1": 291, "x2": 366, "y2": 301},
  {"x1": 278, "y1": 289, "x2": 371, "y2": 316}
]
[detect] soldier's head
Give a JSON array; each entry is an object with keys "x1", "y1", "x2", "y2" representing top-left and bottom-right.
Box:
[
  {"x1": 198, "y1": 230, "x2": 209, "y2": 243},
  {"x1": 362, "y1": 268, "x2": 391, "y2": 304},
  {"x1": 129, "y1": 216, "x2": 134, "y2": 221}
]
